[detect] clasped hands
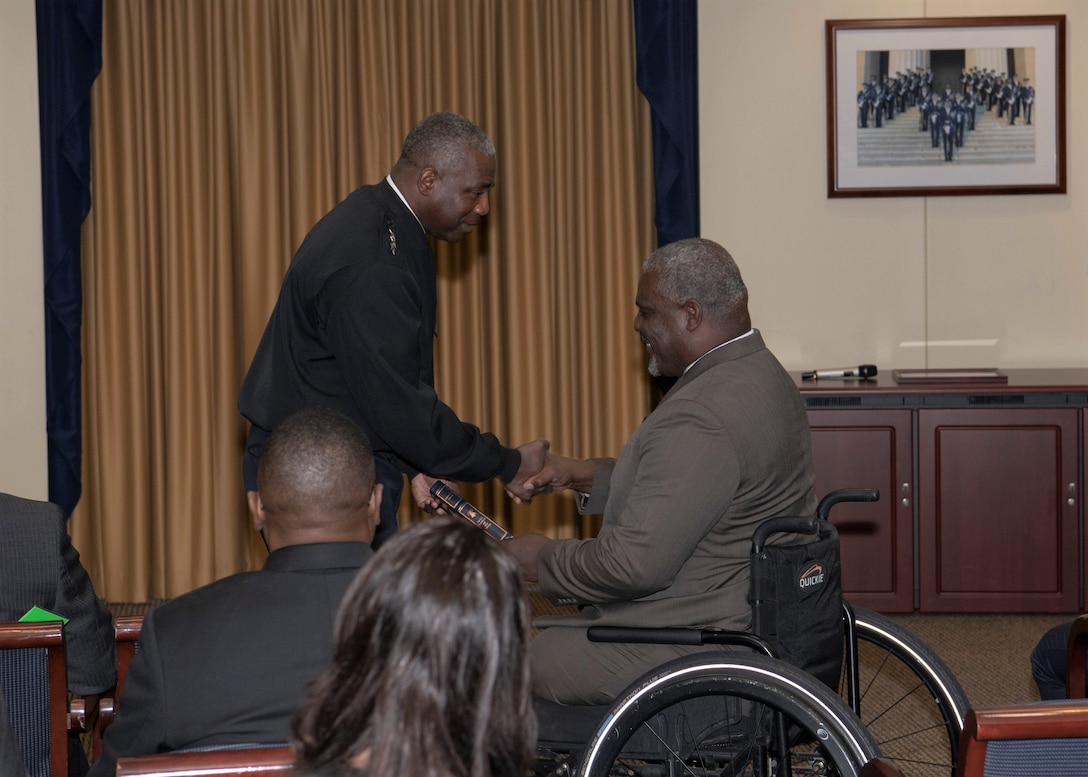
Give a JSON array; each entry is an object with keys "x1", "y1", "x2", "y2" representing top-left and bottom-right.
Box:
[
  {"x1": 504, "y1": 440, "x2": 595, "y2": 504},
  {"x1": 410, "y1": 438, "x2": 593, "y2": 512}
]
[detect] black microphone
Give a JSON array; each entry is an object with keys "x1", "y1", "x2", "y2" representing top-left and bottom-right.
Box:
[{"x1": 801, "y1": 364, "x2": 878, "y2": 381}]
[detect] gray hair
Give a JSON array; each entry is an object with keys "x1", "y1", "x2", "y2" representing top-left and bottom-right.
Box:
[
  {"x1": 642, "y1": 238, "x2": 750, "y2": 327},
  {"x1": 399, "y1": 112, "x2": 495, "y2": 175}
]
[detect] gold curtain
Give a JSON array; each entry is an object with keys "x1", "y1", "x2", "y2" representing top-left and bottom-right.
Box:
[{"x1": 72, "y1": 0, "x2": 655, "y2": 602}]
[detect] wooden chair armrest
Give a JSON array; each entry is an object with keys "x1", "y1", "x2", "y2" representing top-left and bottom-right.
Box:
[
  {"x1": 958, "y1": 703, "x2": 1088, "y2": 777},
  {"x1": 116, "y1": 745, "x2": 294, "y2": 776},
  {"x1": 968, "y1": 702, "x2": 1088, "y2": 739},
  {"x1": 68, "y1": 697, "x2": 86, "y2": 733},
  {"x1": 92, "y1": 692, "x2": 116, "y2": 760}
]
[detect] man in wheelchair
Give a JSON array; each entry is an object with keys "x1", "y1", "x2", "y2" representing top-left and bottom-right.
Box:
[{"x1": 505, "y1": 237, "x2": 818, "y2": 706}]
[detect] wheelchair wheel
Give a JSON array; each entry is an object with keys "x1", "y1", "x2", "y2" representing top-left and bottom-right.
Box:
[
  {"x1": 845, "y1": 607, "x2": 970, "y2": 777},
  {"x1": 578, "y1": 651, "x2": 880, "y2": 777}
]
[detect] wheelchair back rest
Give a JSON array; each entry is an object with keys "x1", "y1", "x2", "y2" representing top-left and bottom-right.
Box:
[{"x1": 748, "y1": 521, "x2": 843, "y2": 691}]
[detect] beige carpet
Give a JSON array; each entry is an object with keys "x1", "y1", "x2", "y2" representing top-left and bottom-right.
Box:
[{"x1": 889, "y1": 611, "x2": 1074, "y2": 710}]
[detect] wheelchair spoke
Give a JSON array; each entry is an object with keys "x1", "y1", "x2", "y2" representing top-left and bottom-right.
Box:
[
  {"x1": 576, "y1": 653, "x2": 879, "y2": 777},
  {"x1": 846, "y1": 608, "x2": 970, "y2": 777}
]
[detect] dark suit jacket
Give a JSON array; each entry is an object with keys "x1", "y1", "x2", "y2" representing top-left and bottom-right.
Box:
[
  {"x1": 238, "y1": 178, "x2": 519, "y2": 484},
  {"x1": 89, "y1": 542, "x2": 373, "y2": 777},
  {"x1": 0, "y1": 493, "x2": 116, "y2": 695}
]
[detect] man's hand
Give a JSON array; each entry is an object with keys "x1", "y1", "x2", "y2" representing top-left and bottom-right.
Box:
[
  {"x1": 507, "y1": 450, "x2": 595, "y2": 502},
  {"x1": 522, "y1": 451, "x2": 595, "y2": 496},
  {"x1": 505, "y1": 439, "x2": 550, "y2": 503},
  {"x1": 504, "y1": 532, "x2": 550, "y2": 581},
  {"x1": 411, "y1": 473, "x2": 460, "y2": 513}
]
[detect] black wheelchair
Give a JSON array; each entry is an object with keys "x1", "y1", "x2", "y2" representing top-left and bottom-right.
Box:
[{"x1": 533, "y1": 489, "x2": 970, "y2": 777}]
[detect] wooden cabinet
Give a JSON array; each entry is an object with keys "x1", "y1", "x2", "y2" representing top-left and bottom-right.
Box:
[
  {"x1": 918, "y1": 407, "x2": 1079, "y2": 612},
  {"x1": 807, "y1": 409, "x2": 913, "y2": 612},
  {"x1": 799, "y1": 370, "x2": 1088, "y2": 614}
]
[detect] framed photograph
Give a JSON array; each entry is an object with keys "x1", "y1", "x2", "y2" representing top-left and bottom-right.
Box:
[{"x1": 826, "y1": 16, "x2": 1066, "y2": 197}]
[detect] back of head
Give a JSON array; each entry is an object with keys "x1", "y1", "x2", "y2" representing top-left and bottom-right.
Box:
[
  {"x1": 396, "y1": 111, "x2": 495, "y2": 175},
  {"x1": 256, "y1": 407, "x2": 375, "y2": 541},
  {"x1": 291, "y1": 517, "x2": 534, "y2": 777},
  {"x1": 642, "y1": 237, "x2": 751, "y2": 333}
]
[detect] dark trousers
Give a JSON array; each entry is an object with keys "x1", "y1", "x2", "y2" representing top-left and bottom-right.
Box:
[
  {"x1": 1031, "y1": 620, "x2": 1079, "y2": 700},
  {"x1": 372, "y1": 456, "x2": 404, "y2": 549}
]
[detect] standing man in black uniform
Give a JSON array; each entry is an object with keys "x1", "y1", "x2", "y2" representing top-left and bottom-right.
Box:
[
  {"x1": 927, "y1": 94, "x2": 943, "y2": 149},
  {"x1": 940, "y1": 100, "x2": 956, "y2": 161},
  {"x1": 238, "y1": 112, "x2": 547, "y2": 547},
  {"x1": 1021, "y1": 78, "x2": 1035, "y2": 125}
]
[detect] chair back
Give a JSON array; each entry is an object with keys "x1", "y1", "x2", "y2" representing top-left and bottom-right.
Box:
[
  {"x1": 94, "y1": 614, "x2": 144, "y2": 759},
  {"x1": 114, "y1": 614, "x2": 144, "y2": 699},
  {"x1": 0, "y1": 621, "x2": 69, "y2": 777},
  {"x1": 115, "y1": 745, "x2": 294, "y2": 776},
  {"x1": 957, "y1": 702, "x2": 1088, "y2": 777}
]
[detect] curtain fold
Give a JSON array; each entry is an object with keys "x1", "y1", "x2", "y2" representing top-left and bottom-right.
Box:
[
  {"x1": 36, "y1": 0, "x2": 103, "y2": 518},
  {"x1": 633, "y1": 0, "x2": 699, "y2": 246},
  {"x1": 72, "y1": 0, "x2": 654, "y2": 601}
]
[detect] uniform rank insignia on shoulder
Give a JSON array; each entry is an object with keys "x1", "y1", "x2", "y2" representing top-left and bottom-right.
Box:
[{"x1": 385, "y1": 217, "x2": 397, "y2": 256}]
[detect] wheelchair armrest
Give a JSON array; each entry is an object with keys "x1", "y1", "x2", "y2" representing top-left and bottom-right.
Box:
[{"x1": 586, "y1": 626, "x2": 776, "y2": 657}]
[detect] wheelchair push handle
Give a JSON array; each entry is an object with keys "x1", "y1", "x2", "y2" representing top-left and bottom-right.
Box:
[
  {"x1": 816, "y1": 488, "x2": 879, "y2": 522},
  {"x1": 750, "y1": 488, "x2": 879, "y2": 552}
]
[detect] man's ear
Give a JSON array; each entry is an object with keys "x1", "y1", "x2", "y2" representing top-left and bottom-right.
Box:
[
  {"x1": 367, "y1": 483, "x2": 384, "y2": 529},
  {"x1": 417, "y1": 167, "x2": 440, "y2": 196},
  {"x1": 684, "y1": 298, "x2": 703, "y2": 331},
  {"x1": 247, "y1": 490, "x2": 265, "y2": 532}
]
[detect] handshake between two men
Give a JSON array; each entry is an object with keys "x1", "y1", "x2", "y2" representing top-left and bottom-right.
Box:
[{"x1": 413, "y1": 440, "x2": 594, "y2": 512}]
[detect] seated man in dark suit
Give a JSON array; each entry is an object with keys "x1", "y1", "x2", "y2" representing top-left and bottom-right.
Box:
[
  {"x1": 89, "y1": 407, "x2": 382, "y2": 777},
  {"x1": 0, "y1": 492, "x2": 117, "y2": 777}
]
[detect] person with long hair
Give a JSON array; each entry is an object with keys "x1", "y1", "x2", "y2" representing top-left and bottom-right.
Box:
[{"x1": 291, "y1": 517, "x2": 536, "y2": 777}]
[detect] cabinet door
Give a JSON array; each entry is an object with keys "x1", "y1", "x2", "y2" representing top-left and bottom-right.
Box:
[
  {"x1": 918, "y1": 407, "x2": 1079, "y2": 612},
  {"x1": 807, "y1": 409, "x2": 914, "y2": 612}
]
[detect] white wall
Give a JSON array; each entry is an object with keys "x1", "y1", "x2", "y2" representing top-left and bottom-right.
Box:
[
  {"x1": 699, "y1": 0, "x2": 1088, "y2": 372},
  {"x1": 0, "y1": 1, "x2": 48, "y2": 499}
]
